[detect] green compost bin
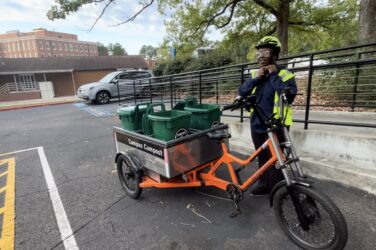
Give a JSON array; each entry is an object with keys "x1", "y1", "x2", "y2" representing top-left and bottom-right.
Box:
[
  {"x1": 173, "y1": 97, "x2": 198, "y2": 110},
  {"x1": 147, "y1": 108, "x2": 192, "y2": 141},
  {"x1": 117, "y1": 102, "x2": 150, "y2": 131},
  {"x1": 184, "y1": 103, "x2": 221, "y2": 130}
]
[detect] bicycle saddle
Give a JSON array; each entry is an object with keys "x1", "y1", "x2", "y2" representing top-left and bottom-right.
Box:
[{"x1": 207, "y1": 130, "x2": 231, "y2": 140}]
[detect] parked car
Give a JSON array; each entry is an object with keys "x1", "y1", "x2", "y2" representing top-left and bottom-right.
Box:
[{"x1": 77, "y1": 69, "x2": 154, "y2": 104}]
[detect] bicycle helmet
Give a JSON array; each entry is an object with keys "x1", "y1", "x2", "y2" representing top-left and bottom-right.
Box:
[{"x1": 255, "y1": 36, "x2": 281, "y2": 55}]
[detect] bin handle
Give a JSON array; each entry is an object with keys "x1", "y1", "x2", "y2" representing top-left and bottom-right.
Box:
[
  {"x1": 146, "y1": 103, "x2": 166, "y2": 114},
  {"x1": 142, "y1": 113, "x2": 153, "y2": 135},
  {"x1": 135, "y1": 102, "x2": 150, "y2": 111},
  {"x1": 184, "y1": 97, "x2": 198, "y2": 106}
]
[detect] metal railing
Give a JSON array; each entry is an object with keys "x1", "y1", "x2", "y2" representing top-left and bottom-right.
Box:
[
  {"x1": 0, "y1": 82, "x2": 40, "y2": 93},
  {"x1": 117, "y1": 41, "x2": 376, "y2": 129}
]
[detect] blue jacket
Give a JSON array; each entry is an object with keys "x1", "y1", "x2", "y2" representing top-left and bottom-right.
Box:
[{"x1": 238, "y1": 65, "x2": 297, "y2": 132}]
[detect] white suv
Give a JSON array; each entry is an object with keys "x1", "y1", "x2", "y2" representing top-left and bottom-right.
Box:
[{"x1": 77, "y1": 69, "x2": 154, "y2": 104}]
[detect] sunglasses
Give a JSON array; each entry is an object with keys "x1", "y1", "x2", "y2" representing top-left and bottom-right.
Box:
[{"x1": 256, "y1": 50, "x2": 271, "y2": 58}]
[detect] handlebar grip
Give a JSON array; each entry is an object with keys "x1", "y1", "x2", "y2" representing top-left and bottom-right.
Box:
[{"x1": 222, "y1": 102, "x2": 243, "y2": 111}]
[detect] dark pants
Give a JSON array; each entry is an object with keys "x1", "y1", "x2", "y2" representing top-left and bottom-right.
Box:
[{"x1": 251, "y1": 127, "x2": 287, "y2": 193}]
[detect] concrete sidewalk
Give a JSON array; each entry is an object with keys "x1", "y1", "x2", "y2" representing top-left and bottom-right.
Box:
[{"x1": 0, "y1": 96, "x2": 81, "y2": 111}]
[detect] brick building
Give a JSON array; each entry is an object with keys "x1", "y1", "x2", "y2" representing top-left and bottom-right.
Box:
[
  {"x1": 0, "y1": 56, "x2": 148, "y2": 102},
  {"x1": 0, "y1": 28, "x2": 98, "y2": 58}
]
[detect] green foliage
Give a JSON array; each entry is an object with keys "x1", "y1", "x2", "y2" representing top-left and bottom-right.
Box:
[
  {"x1": 139, "y1": 45, "x2": 157, "y2": 58},
  {"x1": 108, "y1": 43, "x2": 127, "y2": 56},
  {"x1": 47, "y1": 0, "x2": 360, "y2": 62},
  {"x1": 96, "y1": 42, "x2": 108, "y2": 56},
  {"x1": 152, "y1": 49, "x2": 233, "y2": 76}
]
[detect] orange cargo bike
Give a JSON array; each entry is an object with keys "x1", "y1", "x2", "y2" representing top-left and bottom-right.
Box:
[{"x1": 113, "y1": 91, "x2": 348, "y2": 250}]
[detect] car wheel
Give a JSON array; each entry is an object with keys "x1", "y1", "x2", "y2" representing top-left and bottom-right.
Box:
[{"x1": 96, "y1": 91, "x2": 110, "y2": 104}]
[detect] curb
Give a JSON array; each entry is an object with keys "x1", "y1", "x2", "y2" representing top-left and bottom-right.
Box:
[{"x1": 0, "y1": 99, "x2": 80, "y2": 111}]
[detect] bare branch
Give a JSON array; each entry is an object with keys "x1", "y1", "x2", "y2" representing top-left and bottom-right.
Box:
[
  {"x1": 112, "y1": 0, "x2": 155, "y2": 26},
  {"x1": 215, "y1": 1, "x2": 238, "y2": 29},
  {"x1": 289, "y1": 20, "x2": 331, "y2": 30},
  {"x1": 266, "y1": 26, "x2": 277, "y2": 35},
  {"x1": 89, "y1": 0, "x2": 115, "y2": 31},
  {"x1": 196, "y1": 0, "x2": 244, "y2": 42},
  {"x1": 253, "y1": 0, "x2": 278, "y2": 16}
]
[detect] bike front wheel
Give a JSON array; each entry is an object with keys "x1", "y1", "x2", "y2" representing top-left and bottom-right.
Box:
[{"x1": 273, "y1": 185, "x2": 348, "y2": 250}]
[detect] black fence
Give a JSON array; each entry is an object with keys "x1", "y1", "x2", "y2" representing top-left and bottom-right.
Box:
[{"x1": 117, "y1": 42, "x2": 376, "y2": 129}]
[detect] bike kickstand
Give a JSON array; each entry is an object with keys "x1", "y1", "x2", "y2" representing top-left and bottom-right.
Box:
[{"x1": 229, "y1": 201, "x2": 242, "y2": 218}]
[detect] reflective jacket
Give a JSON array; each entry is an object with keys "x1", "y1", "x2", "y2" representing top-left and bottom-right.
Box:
[{"x1": 238, "y1": 65, "x2": 297, "y2": 132}]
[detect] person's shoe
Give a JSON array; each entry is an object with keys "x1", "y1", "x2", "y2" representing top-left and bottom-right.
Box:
[{"x1": 249, "y1": 181, "x2": 268, "y2": 196}]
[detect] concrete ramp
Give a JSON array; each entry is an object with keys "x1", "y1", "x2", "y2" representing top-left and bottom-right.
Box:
[{"x1": 223, "y1": 112, "x2": 376, "y2": 195}]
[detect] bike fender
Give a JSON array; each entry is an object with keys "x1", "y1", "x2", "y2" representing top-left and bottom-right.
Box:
[
  {"x1": 115, "y1": 151, "x2": 143, "y2": 173},
  {"x1": 269, "y1": 179, "x2": 312, "y2": 207}
]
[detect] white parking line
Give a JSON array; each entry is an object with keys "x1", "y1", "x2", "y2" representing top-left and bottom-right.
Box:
[
  {"x1": 0, "y1": 147, "x2": 39, "y2": 157},
  {"x1": 37, "y1": 147, "x2": 79, "y2": 250},
  {"x1": 0, "y1": 147, "x2": 79, "y2": 250}
]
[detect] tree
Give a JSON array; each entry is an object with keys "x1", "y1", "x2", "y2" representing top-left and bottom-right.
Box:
[
  {"x1": 108, "y1": 43, "x2": 127, "y2": 56},
  {"x1": 47, "y1": 0, "x2": 358, "y2": 56},
  {"x1": 139, "y1": 45, "x2": 157, "y2": 58},
  {"x1": 97, "y1": 42, "x2": 108, "y2": 56},
  {"x1": 359, "y1": 0, "x2": 376, "y2": 42}
]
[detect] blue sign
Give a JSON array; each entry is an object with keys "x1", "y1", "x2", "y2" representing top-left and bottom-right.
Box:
[{"x1": 169, "y1": 47, "x2": 176, "y2": 59}]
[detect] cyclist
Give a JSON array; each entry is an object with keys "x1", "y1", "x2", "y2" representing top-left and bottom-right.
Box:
[{"x1": 238, "y1": 36, "x2": 297, "y2": 196}]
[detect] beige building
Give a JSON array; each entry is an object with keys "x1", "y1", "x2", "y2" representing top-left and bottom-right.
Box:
[{"x1": 0, "y1": 28, "x2": 98, "y2": 58}]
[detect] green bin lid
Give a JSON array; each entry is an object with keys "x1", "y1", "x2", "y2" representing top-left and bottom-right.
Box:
[
  {"x1": 184, "y1": 104, "x2": 219, "y2": 113},
  {"x1": 117, "y1": 106, "x2": 136, "y2": 115}
]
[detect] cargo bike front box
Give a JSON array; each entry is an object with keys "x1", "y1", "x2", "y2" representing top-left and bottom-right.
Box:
[{"x1": 113, "y1": 124, "x2": 228, "y2": 181}]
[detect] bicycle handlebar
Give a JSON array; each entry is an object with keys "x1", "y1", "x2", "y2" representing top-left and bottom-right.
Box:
[
  {"x1": 223, "y1": 90, "x2": 292, "y2": 128},
  {"x1": 222, "y1": 102, "x2": 244, "y2": 111}
]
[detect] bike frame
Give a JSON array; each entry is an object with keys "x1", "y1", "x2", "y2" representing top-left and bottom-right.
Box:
[
  {"x1": 140, "y1": 129, "x2": 293, "y2": 191},
  {"x1": 140, "y1": 92, "x2": 305, "y2": 190}
]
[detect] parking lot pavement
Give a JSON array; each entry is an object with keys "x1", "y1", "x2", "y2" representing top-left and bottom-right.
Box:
[{"x1": 0, "y1": 103, "x2": 375, "y2": 249}]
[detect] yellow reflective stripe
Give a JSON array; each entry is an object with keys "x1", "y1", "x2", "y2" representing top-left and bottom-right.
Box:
[
  {"x1": 278, "y1": 69, "x2": 294, "y2": 82},
  {"x1": 251, "y1": 69, "x2": 257, "y2": 79}
]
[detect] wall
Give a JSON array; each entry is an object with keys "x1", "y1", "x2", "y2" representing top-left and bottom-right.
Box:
[
  {"x1": 74, "y1": 70, "x2": 113, "y2": 88},
  {"x1": 45, "y1": 73, "x2": 74, "y2": 97},
  {"x1": 0, "y1": 91, "x2": 41, "y2": 102}
]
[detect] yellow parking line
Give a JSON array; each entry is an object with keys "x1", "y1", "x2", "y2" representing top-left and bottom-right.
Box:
[
  {"x1": 0, "y1": 158, "x2": 15, "y2": 250},
  {"x1": 0, "y1": 171, "x2": 7, "y2": 178}
]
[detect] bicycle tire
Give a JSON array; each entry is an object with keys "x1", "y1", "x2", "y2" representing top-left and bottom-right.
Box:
[
  {"x1": 273, "y1": 185, "x2": 348, "y2": 250},
  {"x1": 116, "y1": 154, "x2": 142, "y2": 199}
]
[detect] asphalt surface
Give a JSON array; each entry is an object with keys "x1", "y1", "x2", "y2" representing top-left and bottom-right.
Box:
[{"x1": 0, "y1": 100, "x2": 375, "y2": 249}]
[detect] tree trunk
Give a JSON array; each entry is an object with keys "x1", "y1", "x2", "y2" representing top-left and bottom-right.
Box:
[
  {"x1": 359, "y1": 0, "x2": 376, "y2": 42},
  {"x1": 276, "y1": 0, "x2": 289, "y2": 55}
]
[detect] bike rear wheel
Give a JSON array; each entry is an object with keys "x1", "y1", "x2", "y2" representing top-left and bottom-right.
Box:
[
  {"x1": 116, "y1": 155, "x2": 142, "y2": 199},
  {"x1": 273, "y1": 185, "x2": 347, "y2": 250}
]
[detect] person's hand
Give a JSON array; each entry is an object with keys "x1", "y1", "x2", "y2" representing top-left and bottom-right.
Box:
[
  {"x1": 266, "y1": 64, "x2": 278, "y2": 74},
  {"x1": 233, "y1": 96, "x2": 243, "y2": 103},
  {"x1": 256, "y1": 67, "x2": 268, "y2": 78}
]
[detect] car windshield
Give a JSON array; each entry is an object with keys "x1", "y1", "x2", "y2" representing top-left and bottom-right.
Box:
[{"x1": 99, "y1": 72, "x2": 119, "y2": 83}]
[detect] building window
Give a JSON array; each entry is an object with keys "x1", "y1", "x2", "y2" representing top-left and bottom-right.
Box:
[
  {"x1": 52, "y1": 42, "x2": 56, "y2": 50},
  {"x1": 64, "y1": 43, "x2": 68, "y2": 51},
  {"x1": 39, "y1": 41, "x2": 43, "y2": 49},
  {"x1": 16, "y1": 74, "x2": 37, "y2": 91},
  {"x1": 69, "y1": 44, "x2": 73, "y2": 51}
]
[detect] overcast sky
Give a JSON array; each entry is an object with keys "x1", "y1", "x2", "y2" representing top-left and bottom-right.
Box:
[{"x1": 0, "y1": 0, "x2": 176, "y2": 55}]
